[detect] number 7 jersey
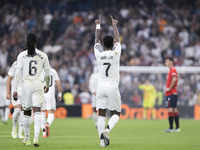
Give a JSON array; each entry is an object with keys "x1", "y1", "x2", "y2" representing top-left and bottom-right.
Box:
[
  {"x1": 94, "y1": 42, "x2": 121, "y2": 87},
  {"x1": 16, "y1": 49, "x2": 50, "y2": 82}
]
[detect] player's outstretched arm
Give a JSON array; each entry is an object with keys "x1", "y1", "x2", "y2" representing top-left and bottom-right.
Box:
[
  {"x1": 95, "y1": 15, "x2": 101, "y2": 44},
  {"x1": 111, "y1": 16, "x2": 120, "y2": 43},
  {"x1": 6, "y1": 75, "x2": 13, "y2": 100}
]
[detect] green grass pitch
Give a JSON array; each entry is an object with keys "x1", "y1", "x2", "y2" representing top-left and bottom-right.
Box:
[{"x1": 0, "y1": 118, "x2": 200, "y2": 150}]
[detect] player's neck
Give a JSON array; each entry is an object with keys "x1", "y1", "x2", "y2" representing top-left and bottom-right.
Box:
[
  {"x1": 104, "y1": 47, "x2": 112, "y2": 51},
  {"x1": 169, "y1": 65, "x2": 173, "y2": 69}
]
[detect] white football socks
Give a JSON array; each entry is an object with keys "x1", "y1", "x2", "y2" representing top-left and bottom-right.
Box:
[
  {"x1": 23, "y1": 115, "x2": 30, "y2": 141},
  {"x1": 47, "y1": 113, "x2": 54, "y2": 126},
  {"x1": 106, "y1": 114, "x2": 119, "y2": 134},
  {"x1": 93, "y1": 112, "x2": 98, "y2": 127},
  {"x1": 97, "y1": 116, "x2": 105, "y2": 138},
  {"x1": 18, "y1": 111, "x2": 24, "y2": 135},
  {"x1": 34, "y1": 112, "x2": 41, "y2": 140},
  {"x1": 13, "y1": 108, "x2": 20, "y2": 129},
  {"x1": 41, "y1": 112, "x2": 46, "y2": 135}
]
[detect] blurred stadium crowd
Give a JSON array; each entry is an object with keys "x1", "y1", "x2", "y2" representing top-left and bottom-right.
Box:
[{"x1": 0, "y1": 0, "x2": 200, "y2": 106}]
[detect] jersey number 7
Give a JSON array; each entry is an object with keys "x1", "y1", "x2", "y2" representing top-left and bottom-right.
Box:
[{"x1": 103, "y1": 63, "x2": 111, "y2": 77}]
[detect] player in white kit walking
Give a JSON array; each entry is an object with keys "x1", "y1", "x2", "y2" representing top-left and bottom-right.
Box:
[
  {"x1": 41, "y1": 68, "x2": 62, "y2": 137},
  {"x1": 13, "y1": 33, "x2": 50, "y2": 147},
  {"x1": 6, "y1": 61, "x2": 24, "y2": 138},
  {"x1": 89, "y1": 66, "x2": 98, "y2": 128},
  {"x1": 0, "y1": 70, "x2": 10, "y2": 124},
  {"x1": 94, "y1": 15, "x2": 121, "y2": 147}
]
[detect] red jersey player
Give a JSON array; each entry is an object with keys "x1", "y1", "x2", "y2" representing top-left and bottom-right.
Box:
[{"x1": 163, "y1": 57, "x2": 180, "y2": 132}]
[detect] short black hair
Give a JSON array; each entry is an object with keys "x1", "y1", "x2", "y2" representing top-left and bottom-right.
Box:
[
  {"x1": 103, "y1": 35, "x2": 114, "y2": 48},
  {"x1": 166, "y1": 57, "x2": 174, "y2": 64}
]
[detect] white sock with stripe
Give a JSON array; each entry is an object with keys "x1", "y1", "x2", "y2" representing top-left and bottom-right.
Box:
[{"x1": 34, "y1": 112, "x2": 41, "y2": 140}]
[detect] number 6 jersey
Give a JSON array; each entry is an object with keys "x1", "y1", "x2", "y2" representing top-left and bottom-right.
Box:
[
  {"x1": 16, "y1": 49, "x2": 50, "y2": 82},
  {"x1": 94, "y1": 42, "x2": 121, "y2": 87}
]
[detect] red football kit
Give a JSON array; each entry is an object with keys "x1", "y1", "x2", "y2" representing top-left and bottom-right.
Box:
[{"x1": 165, "y1": 66, "x2": 178, "y2": 96}]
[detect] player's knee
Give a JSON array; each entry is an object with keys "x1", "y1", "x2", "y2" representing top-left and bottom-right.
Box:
[
  {"x1": 24, "y1": 110, "x2": 31, "y2": 116},
  {"x1": 111, "y1": 110, "x2": 120, "y2": 116},
  {"x1": 98, "y1": 109, "x2": 106, "y2": 117},
  {"x1": 33, "y1": 107, "x2": 41, "y2": 113}
]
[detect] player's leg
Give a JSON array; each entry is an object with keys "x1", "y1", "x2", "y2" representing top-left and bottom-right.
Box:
[
  {"x1": 33, "y1": 107, "x2": 41, "y2": 147},
  {"x1": 93, "y1": 107, "x2": 98, "y2": 128},
  {"x1": 96, "y1": 87, "x2": 107, "y2": 147},
  {"x1": 23, "y1": 110, "x2": 31, "y2": 145},
  {"x1": 143, "y1": 100, "x2": 147, "y2": 119},
  {"x1": 18, "y1": 105, "x2": 24, "y2": 138},
  {"x1": 98, "y1": 109, "x2": 107, "y2": 147},
  {"x1": 103, "y1": 87, "x2": 121, "y2": 147},
  {"x1": 105, "y1": 110, "x2": 120, "y2": 134},
  {"x1": 3, "y1": 97, "x2": 10, "y2": 123},
  {"x1": 21, "y1": 81, "x2": 32, "y2": 145},
  {"x1": 45, "y1": 96, "x2": 56, "y2": 137},
  {"x1": 173, "y1": 95, "x2": 180, "y2": 132},
  {"x1": 32, "y1": 82, "x2": 45, "y2": 147},
  {"x1": 163, "y1": 95, "x2": 173, "y2": 132},
  {"x1": 41, "y1": 110, "x2": 46, "y2": 137},
  {"x1": 47, "y1": 109, "x2": 55, "y2": 126},
  {"x1": 92, "y1": 94, "x2": 98, "y2": 128},
  {"x1": 41, "y1": 97, "x2": 46, "y2": 137},
  {"x1": 12, "y1": 104, "x2": 21, "y2": 138}
]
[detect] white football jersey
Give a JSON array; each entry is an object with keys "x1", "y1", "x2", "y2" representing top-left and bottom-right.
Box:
[
  {"x1": 94, "y1": 42, "x2": 121, "y2": 87},
  {"x1": 89, "y1": 73, "x2": 98, "y2": 93},
  {"x1": 44, "y1": 68, "x2": 59, "y2": 97},
  {"x1": 16, "y1": 49, "x2": 50, "y2": 82},
  {"x1": 8, "y1": 61, "x2": 22, "y2": 93}
]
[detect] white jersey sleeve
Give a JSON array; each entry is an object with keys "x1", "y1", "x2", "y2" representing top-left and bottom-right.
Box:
[
  {"x1": 8, "y1": 61, "x2": 23, "y2": 93},
  {"x1": 94, "y1": 42, "x2": 121, "y2": 87},
  {"x1": 8, "y1": 61, "x2": 17, "y2": 77}
]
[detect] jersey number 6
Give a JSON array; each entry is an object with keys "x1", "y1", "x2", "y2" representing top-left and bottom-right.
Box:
[
  {"x1": 103, "y1": 63, "x2": 111, "y2": 77},
  {"x1": 29, "y1": 60, "x2": 37, "y2": 76}
]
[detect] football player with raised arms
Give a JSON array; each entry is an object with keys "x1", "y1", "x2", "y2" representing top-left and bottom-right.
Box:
[
  {"x1": 94, "y1": 15, "x2": 121, "y2": 147},
  {"x1": 13, "y1": 33, "x2": 50, "y2": 147},
  {"x1": 41, "y1": 67, "x2": 62, "y2": 137},
  {"x1": 6, "y1": 61, "x2": 24, "y2": 138}
]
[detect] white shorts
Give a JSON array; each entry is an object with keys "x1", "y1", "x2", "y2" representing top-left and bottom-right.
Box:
[
  {"x1": 21, "y1": 81, "x2": 44, "y2": 111},
  {"x1": 12, "y1": 88, "x2": 22, "y2": 106},
  {"x1": 41, "y1": 95, "x2": 56, "y2": 110},
  {"x1": 92, "y1": 94, "x2": 96, "y2": 108},
  {"x1": 96, "y1": 87, "x2": 121, "y2": 112},
  {"x1": 0, "y1": 94, "x2": 10, "y2": 107}
]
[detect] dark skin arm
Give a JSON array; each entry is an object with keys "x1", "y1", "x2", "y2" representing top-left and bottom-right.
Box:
[
  {"x1": 111, "y1": 16, "x2": 120, "y2": 43},
  {"x1": 95, "y1": 15, "x2": 101, "y2": 44}
]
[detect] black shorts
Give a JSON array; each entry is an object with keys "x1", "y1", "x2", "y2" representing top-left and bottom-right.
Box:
[{"x1": 166, "y1": 94, "x2": 178, "y2": 108}]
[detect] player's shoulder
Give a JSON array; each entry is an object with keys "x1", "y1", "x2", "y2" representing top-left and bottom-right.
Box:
[
  {"x1": 18, "y1": 50, "x2": 27, "y2": 57},
  {"x1": 36, "y1": 49, "x2": 48, "y2": 57},
  {"x1": 50, "y1": 68, "x2": 57, "y2": 74},
  {"x1": 170, "y1": 66, "x2": 177, "y2": 73},
  {"x1": 11, "y1": 61, "x2": 17, "y2": 68}
]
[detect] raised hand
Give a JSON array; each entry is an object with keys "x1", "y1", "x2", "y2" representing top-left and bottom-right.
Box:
[
  {"x1": 111, "y1": 16, "x2": 118, "y2": 26},
  {"x1": 95, "y1": 15, "x2": 101, "y2": 25}
]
